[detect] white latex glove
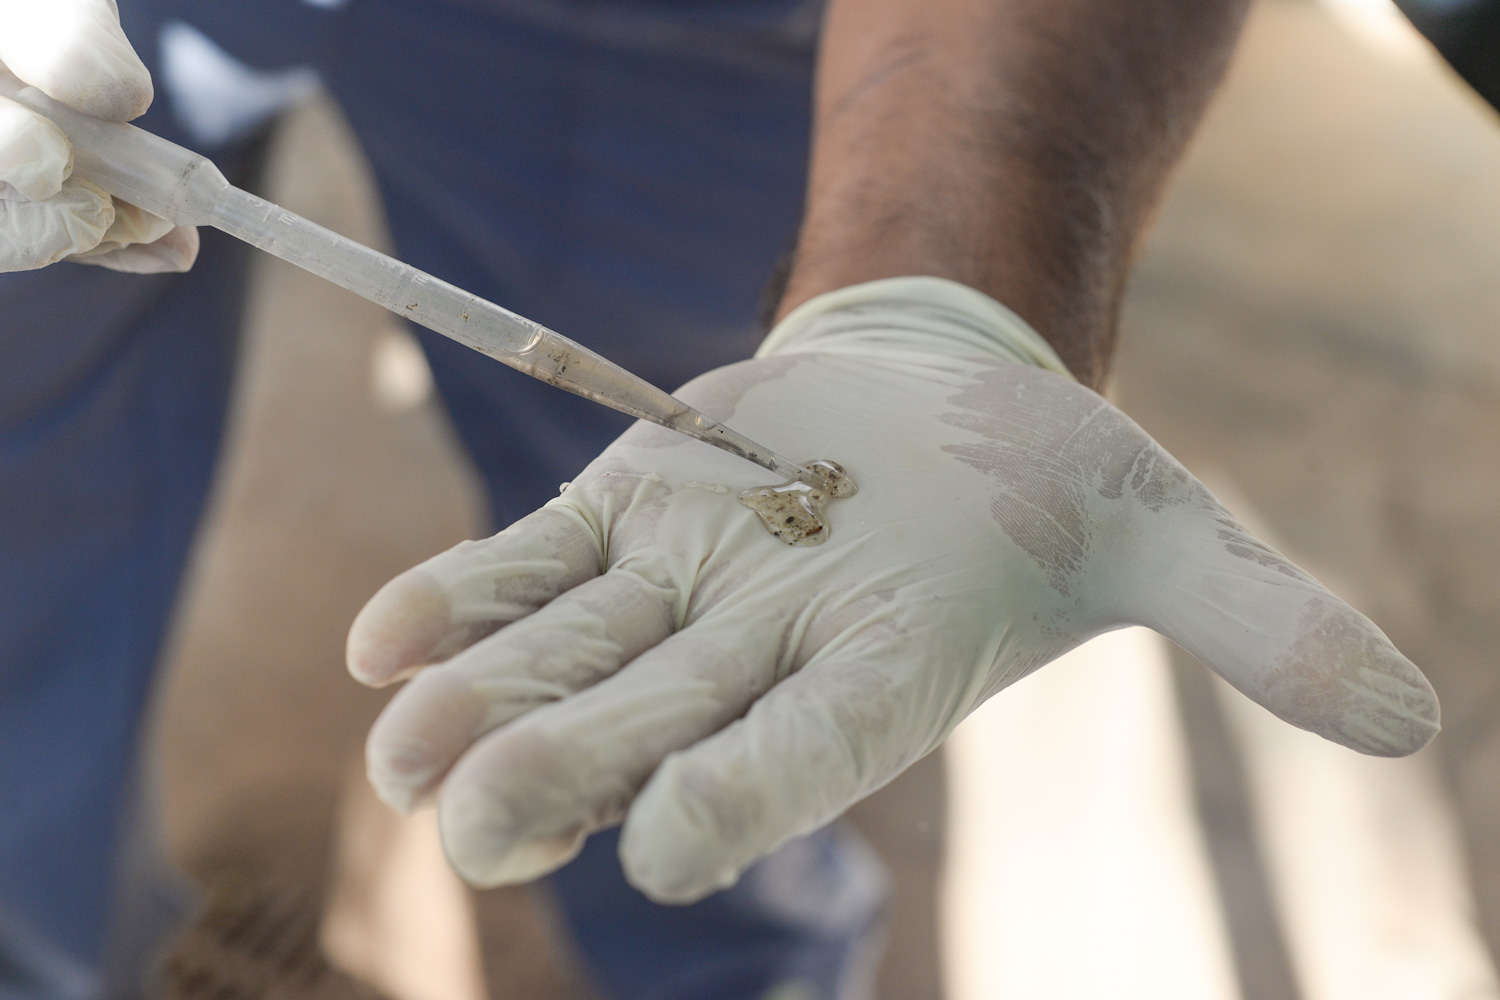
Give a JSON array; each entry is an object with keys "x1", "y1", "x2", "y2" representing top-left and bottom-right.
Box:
[
  {"x1": 348, "y1": 276, "x2": 1440, "y2": 903},
  {"x1": 0, "y1": 0, "x2": 198, "y2": 273}
]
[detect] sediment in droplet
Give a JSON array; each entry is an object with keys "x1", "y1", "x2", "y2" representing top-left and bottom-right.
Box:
[{"x1": 738, "y1": 460, "x2": 856, "y2": 546}]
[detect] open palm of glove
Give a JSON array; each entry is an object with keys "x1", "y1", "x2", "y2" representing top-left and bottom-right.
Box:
[
  {"x1": 348, "y1": 277, "x2": 1439, "y2": 903},
  {"x1": 0, "y1": 0, "x2": 198, "y2": 273}
]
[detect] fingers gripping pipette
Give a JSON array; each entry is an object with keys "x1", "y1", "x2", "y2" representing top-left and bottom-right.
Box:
[{"x1": 6, "y1": 81, "x2": 826, "y2": 489}]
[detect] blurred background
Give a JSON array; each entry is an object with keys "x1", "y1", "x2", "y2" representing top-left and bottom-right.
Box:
[{"x1": 145, "y1": 0, "x2": 1500, "y2": 996}]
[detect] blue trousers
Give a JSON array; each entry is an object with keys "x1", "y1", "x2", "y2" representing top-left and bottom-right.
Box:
[{"x1": 0, "y1": 2, "x2": 886, "y2": 998}]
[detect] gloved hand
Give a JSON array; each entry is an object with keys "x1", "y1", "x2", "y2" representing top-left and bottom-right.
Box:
[
  {"x1": 348, "y1": 276, "x2": 1440, "y2": 903},
  {"x1": 0, "y1": 0, "x2": 198, "y2": 273}
]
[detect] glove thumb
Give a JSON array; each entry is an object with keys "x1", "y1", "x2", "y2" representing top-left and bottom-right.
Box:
[
  {"x1": 1120, "y1": 492, "x2": 1439, "y2": 757},
  {"x1": 0, "y1": 0, "x2": 154, "y2": 121}
]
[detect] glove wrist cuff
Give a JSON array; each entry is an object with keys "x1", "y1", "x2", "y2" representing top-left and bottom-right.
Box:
[{"x1": 757, "y1": 276, "x2": 1075, "y2": 380}]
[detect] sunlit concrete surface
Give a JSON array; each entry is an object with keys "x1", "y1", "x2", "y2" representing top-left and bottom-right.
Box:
[
  {"x1": 1197, "y1": 481, "x2": 1497, "y2": 1000},
  {"x1": 941, "y1": 628, "x2": 1241, "y2": 1000},
  {"x1": 322, "y1": 776, "x2": 486, "y2": 1000},
  {"x1": 1115, "y1": 0, "x2": 1500, "y2": 996},
  {"x1": 1318, "y1": 0, "x2": 1434, "y2": 60},
  {"x1": 1222, "y1": 663, "x2": 1498, "y2": 1000}
]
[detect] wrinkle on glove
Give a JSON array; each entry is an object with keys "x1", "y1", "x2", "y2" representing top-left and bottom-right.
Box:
[
  {"x1": 0, "y1": 175, "x2": 112, "y2": 270},
  {"x1": 349, "y1": 276, "x2": 1439, "y2": 904},
  {"x1": 0, "y1": 96, "x2": 73, "y2": 201},
  {"x1": 0, "y1": 2, "x2": 198, "y2": 273},
  {"x1": 72, "y1": 199, "x2": 199, "y2": 272}
]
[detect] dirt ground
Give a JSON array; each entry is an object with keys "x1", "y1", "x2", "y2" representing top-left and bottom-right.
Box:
[{"x1": 149, "y1": 1, "x2": 1500, "y2": 997}]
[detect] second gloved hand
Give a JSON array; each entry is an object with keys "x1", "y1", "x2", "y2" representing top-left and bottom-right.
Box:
[
  {"x1": 0, "y1": 0, "x2": 198, "y2": 273},
  {"x1": 347, "y1": 277, "x2": 1440, "y2": 903}
]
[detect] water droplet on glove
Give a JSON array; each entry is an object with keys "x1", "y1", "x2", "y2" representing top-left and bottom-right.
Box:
[{"x1": 738, "y1": 460, "x2": 855, "y2": 547}]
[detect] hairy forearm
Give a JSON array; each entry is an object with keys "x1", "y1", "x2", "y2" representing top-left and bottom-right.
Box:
[{"x1": 777, "y1": 0, "x2": 1251, "y2": 387}]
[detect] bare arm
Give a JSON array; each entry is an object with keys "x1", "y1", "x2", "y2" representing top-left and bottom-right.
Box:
[{"x1": 778, "y1": 0, "x2": 1252, "y2": 387}]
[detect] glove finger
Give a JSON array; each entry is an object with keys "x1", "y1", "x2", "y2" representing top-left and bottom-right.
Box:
[
  {"x1": 347, "y1": 506, "x2": 602, "y2": 687},
  {"x1": 365, "y1": 567, "x2": 678, "y2": 813},
  {"x1": 1126, "y1": 496, "x2": 1439, "y2": 757},
  {"x1": 77, "y1": 197, "x2": 174, "y2": 248},
  {"x1": 0, "y1": 0, "x2": 153, "y2": 121},
  {"x1": 0, "y1": 95, "x2": 73, "y2": 202},
  {"x1": 74, "y1": 224, "x2": 199, "y2": 273},
  {"x1": 71, "y1": 200, "x2": 199, "y2": 272},
  {"x1": 0, "y1": 174, "x2": 112, "y2": 271},
  {"x1": 436, "y1": 613, "x2": 787, "y2": 888},
  {"x1": 619, "y1": 638, "x2": 919, "y2": 903}
]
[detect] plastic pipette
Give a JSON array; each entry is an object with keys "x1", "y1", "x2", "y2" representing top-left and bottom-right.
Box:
[{"x1": 5, "y1": 81, "x2": 824, "y2": 489}]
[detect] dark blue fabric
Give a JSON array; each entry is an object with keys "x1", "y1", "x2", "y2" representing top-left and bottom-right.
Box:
[
  {"x1": 0, "y1": 2, "x2": 882, "y2": 998},
  {"x1": 323, "y1": 0, "x2": 815, "y2": 524},
  {"x1": 552, "y1": 826, "x2": 885, "y2": 1000},
  {"x1": 0, "y1": 227, "x2": 252, "y2": 971}
]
